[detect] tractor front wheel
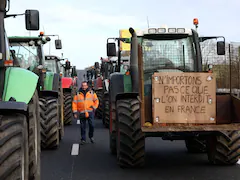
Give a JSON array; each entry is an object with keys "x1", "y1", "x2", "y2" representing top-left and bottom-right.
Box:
[
  {"x1": 207, "y1": 131, "x2": 240, "y2": 165},
  {"x1": 109, "y1": 102, "x2": 116, "y2": 155},
  {"x1": 40, "y1": 96, "x2": 60, "y2": 149},
  {"x1": 103, "y1": 94, "x2": 110, "y2": 128},
  {"x1": 0, "y1": 114, "x2": 29, "y2": 180},
  {"x1": 116, "y1": 99, "x2": 145, "y2": 168},
  {"x1": 63, "y1": 92, "x2": 72, "y2": 125},
  {"x1": 95, "y1": 90, "x2": 103, "y2": 119}
]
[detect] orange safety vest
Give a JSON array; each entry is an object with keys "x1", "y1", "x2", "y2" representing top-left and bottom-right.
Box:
[{"x1": 72, "y1": 89, "x2": 99, "y2": 118}]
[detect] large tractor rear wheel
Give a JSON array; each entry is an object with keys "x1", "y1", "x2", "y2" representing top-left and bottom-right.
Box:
[
  {"x1": 40, "y1": 96, "x2": 60, "y2": 149},
  {"x1": 185, "y1": 138, "x2": 206, "y2": 153},
  {"x1": 95, "y1": 90, "x2": 103, "y2": 119},
  {"x1": 116, "y1": 99, "x2": 145, "y2": 168},
  {"x1": 28, "y1": 91, "x2": 41, "y2": 180},
  {"x1": 207, "y1": 131, "x2": 240, "y2": 165},
  {"x1": 0, "y1": 114, "x2": 29, "y2": 180},
  {"x1": 109, "y1": 102, "x2": 116, "y2": 155},
  {"x1": 63, "y1": 92, "x2": 72, "y2": 125}
]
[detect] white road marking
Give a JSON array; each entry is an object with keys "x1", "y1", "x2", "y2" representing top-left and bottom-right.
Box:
[
  {"x1": 77, "y1": 120, "x2": 80, "y2": 124},
  {"x1": 71, "y1": 144, "x2": 79, "y2": 156},
  {"x1": 237, "y1": 159, "x2": 240, "y2": 164}
]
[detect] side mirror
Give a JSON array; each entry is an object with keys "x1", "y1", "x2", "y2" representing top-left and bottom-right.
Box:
[
  {"x1": 55, "y1": 39, "x2": 62, "y2": 49},
  {"x1": 217, "y1": 41, "x2": 225, "y2": 55},
  {"x1": 25, "y1": 10, "x2": 39, "y2": 30},
  {"x1": 107, "y1": 43, "x2": 116, "y2": 56}
]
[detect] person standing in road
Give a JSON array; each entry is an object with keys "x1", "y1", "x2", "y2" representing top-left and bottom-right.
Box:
[{"x1": 72, "y1": 81, "x2": 99, "y2": 144}]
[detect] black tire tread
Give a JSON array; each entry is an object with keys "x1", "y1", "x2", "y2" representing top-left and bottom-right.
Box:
[
  {"x1": 40, "y1": 96, "x2": 59, "y2": 149},
  {"x1": 63, "y1": 92, "x2": 72, "y2": 125},
  {"x1": 109, "y1": 101, "x2": 116, "y2": 155},
  {"x1": 116, "y1": 99, "x2": 145, "y2": 168},
  {"x1": 0, "y1": 114, "x2": 29, "y2": 180},
  {"x1": 207, "y1": 131, "x2": 240, "y2": 165},
  {"x1": 95, "y1": 90, "x2": 103, "y2": 118},
  {"x1": 28, "y1": 91, "x2": 41, "y2": 180}
]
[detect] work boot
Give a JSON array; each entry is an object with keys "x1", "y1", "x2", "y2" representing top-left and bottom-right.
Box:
[
  {"x1": 90, "y1": 138, "x2": 94, "y2": 143},
  {"x1": 81, "y1": 139, "x2": 86, "y2": 145}
]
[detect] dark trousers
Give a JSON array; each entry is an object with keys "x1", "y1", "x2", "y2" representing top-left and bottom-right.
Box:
[{"x1": 80, "y1": 112, "x2": 94, "y2": 141}]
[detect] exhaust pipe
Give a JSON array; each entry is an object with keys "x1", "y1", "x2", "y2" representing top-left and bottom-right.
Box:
[{"x1": 129, "y1": 27, "x2": 139, "y2": 93}]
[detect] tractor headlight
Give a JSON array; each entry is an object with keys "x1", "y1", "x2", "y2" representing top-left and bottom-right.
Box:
[
  {"x1": 29, "y1": 40, "x2": 35, "y2": 46},
  {"x1": 177, "y1": 28, "x2": 185, "y2": 33},
  {"x1": 158, "y1": 28, "x2": 166, "y2": 33},
  {"x1": 37, "y1": 40, "x2": 42, "y2": 45},
  {"x1": 148, "y1": 28, "x2": 157, "y2": 34},
  {"x1": 168, "y1": 28, "x2": 176, "y2": 33},
  {"x1": 37, "y1": 65, "x2": 43, "y2": 69}
]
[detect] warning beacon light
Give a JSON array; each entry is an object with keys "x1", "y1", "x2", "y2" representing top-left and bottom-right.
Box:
[
  {"x1": 39, "y1": 31, "x2": 44, "y2": 36},
  {"x1": 193, "y1": 18, "x2": 199, "y2": 25}
]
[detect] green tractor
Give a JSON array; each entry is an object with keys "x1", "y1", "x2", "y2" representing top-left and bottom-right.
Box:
[
  {"x1": 9, "y1": 32, "x2": 64, "y2": 150},
  {"x1": 107, "y1": 27, "x2": 240, "y2": 168},
  {"x1": 44, "y1": 55, "x2": 65, "y2": 136},
  {"x1": 101, "y1": 40, "x2": 130, "y2": 128},
  {"x1": 0, "y1": 0, "x2": 41, "y2": 179}
]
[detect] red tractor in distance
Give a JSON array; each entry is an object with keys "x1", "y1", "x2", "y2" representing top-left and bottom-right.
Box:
[{"x1": 61, "y1": 60, "x2": 78, "y2": 125}]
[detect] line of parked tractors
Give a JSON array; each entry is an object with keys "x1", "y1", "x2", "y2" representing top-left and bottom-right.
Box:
[{"x1": 0, "y1": 1, "x2": 78, "y2": 179}]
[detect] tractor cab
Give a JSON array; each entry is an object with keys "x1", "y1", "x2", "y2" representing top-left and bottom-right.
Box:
[
  {"x1": 8, "y1": 35, "x2": 51, "y2": 72},
  {"x1": 45, "y1": 55, "x2": 61, "y2": 73}
]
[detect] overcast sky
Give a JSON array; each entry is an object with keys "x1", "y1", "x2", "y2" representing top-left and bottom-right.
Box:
[{"x1": 4, "y1": 0, "x2": 239, "y2": 69}]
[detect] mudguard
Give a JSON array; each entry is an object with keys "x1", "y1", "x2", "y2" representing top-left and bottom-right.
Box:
[
  {"x1": 63, "y1": 88, "x2": 72, "y2": 93},
  {"x1": 0, "y1": 101, "x2": 28, "y2": 117},
  {"x1": 2, "y1": 67, "x2": 38, "y2": 104},
  {"x1": 39, "y1": 90, "x2": 58, "y2": 99},
  {"x1": 44, "y1": 72, "x2": 60, "y2": 92},
  {"x1": 62, "y1": 77, "x2": 73, "y2": 89},
  {"x1": 109, "y1": 72, "x2": 132, "y2": 103}
]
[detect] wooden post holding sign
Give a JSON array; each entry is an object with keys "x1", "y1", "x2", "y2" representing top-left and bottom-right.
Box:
[{"x1": 152, "y1": 72, "x2": 216, "y2": 124}]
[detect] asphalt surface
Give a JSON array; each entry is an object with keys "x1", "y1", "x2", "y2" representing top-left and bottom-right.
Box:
[{"x1": 41, "y1": 119, "x2": 240, "y2": 180}]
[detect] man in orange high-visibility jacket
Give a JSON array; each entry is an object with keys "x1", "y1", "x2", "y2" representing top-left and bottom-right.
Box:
[{"x1": 72, "y1": 81, "x2": 99, "y2": 144}]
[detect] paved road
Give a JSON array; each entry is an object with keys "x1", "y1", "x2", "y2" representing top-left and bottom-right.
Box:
[{"x1": 41, "y1": 119, "x2": 240, "y2": 180}]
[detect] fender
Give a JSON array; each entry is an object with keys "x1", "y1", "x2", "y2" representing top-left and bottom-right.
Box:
[
  {"x1": 63, "y1": 88, "x2": 72, "y2": 93},
  {"x1": 116, "y1": 92, "x2": 139, "y2": 101},
  {"x1": 52, "y1": 73, "x2": 60, "y2": 92},
  {"x1": 109, "y1": 72, "x2": 133, "y2": 103},
  {"x1": 44, "y1": 72, "x2": 54, "y2": 91},
  {"x1": 62, "y1": 77, "x2": 73, "y2": 89},
  {"x1": 44, "y1": 72, "x2": 60, "y2": 92},
  {"x1": 39, "y1": 90, "x2": 58, "y2": 99},
  {"x1": 2, "y1": 67, "x2": 38, "y2": 104},
  {"x1": 0, "y1": 101, "x2": 28, "y2": 117}
]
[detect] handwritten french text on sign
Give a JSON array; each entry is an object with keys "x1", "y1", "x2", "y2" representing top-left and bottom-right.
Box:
[{"x1": 152, "y1": 72, "x2": 216, "y2": 124}]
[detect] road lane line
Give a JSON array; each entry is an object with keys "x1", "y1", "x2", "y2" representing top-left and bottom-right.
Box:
[
  {"x1": 71, "y1": 144, "x2": 79, "y2": 155},
  {"x1": 77, "y1": 120, "x2": 80, "y2": 124}
]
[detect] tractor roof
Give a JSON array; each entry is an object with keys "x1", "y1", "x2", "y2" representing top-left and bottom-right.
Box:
[
  {"x1": 45, "y1": 55, "x2": 61, "y2": 61},
  {"x1": 8, "y1": 36, "x2": 51, "y2": 44}
]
